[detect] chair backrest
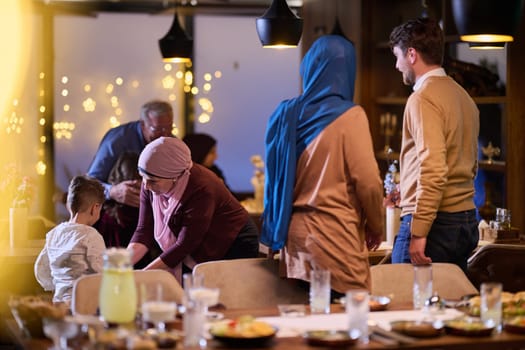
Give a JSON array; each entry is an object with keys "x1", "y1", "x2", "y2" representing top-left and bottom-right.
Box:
[
  {"x1": 370, "y1": 263, "x2": 478, "y2": 305},
  {"x1": 467, "y1": 243, "x2": 525, "y2": 292},
  {"x1": 192, "y1": 258, "x2": 308, "y2": 309},
  {"x1": 71, "y1": 269, "x2": 184, "y2": 315}
]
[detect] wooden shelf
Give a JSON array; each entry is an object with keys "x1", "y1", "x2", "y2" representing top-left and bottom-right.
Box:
[{"x1": 479, "y1": 160, "x2": 506, "y2": 172}]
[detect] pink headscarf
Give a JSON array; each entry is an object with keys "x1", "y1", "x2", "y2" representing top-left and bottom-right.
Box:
[{"x1": 138, "y1": 137, "x2": 193, "y2": 256}]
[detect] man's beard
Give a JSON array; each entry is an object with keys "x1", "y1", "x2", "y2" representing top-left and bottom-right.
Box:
[{"x1": 403, "y1": 69, "x2": 415, "y2": 86}]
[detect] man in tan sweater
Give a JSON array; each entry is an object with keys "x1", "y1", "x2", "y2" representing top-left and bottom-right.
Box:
[{"x1": 389, "y1": 18, "x2": 480, "y2": 271}]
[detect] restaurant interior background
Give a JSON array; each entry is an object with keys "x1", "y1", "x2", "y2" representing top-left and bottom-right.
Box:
[{"x1": 0, "y1": 0, "x2": 514, "y2": 226}]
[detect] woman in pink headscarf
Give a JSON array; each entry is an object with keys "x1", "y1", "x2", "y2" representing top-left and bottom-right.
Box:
[{"x1": 127, "y1": 137, "x2": 259, "y2": 280}]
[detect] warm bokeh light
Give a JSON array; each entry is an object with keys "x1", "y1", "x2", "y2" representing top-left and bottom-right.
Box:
[
  {"x1": 109, "y1": 116, "x2": 120, "y2": 128},
  {"x1": 61, "y1": 76, "x2": 69, "y2": 84},
  {"x1": 82, "y1": 98, "x2": 96, "y2": 112},
  {"x1": 198, "y1": 113, "x2": 211, "y2": 124},
  {"x1": 115, "y1": 77, "x2": 124, "y2": 85},
  {"x1": 162, "y1": 75, "x2": 176, "y2": 89},
  {"x1": 105, "y1": 84, "x2": 114, "y2": 94},
  {"x1": 214, "y1": 71, "x2": 222, "y2": 78},
  {"x1": 164, "y1": 64, "x2": 173, "y2": 72},
  {"x1": 0, "y1": 0, "x2": 32, "y2": 121},
  {"x1": 204, "y1": 73, "x2": 212, "y2": 81},
  {"x1": 84, "y1": 84, "x2": 91, "y2": 92},
  {"x1": 53, "y1": 121, "x2": 76, "y2": 139}
]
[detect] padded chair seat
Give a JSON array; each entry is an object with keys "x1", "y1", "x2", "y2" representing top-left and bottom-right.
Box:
[
  {"x1": 467, "y1": 244, "x2": 525, "y2": 292},
  {"x1": 371, "y1": 263, "x2": 478, "y2": 305},
  {"x1": 192, "y1": 257, "x2": 308, "y2": 309}
]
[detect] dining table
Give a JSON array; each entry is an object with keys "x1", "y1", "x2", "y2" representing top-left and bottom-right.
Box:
[{"x1": 5, "y1": 302, "x2": 525, "y2": 350}]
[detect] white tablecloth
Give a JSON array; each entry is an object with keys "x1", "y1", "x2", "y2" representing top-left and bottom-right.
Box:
[{"x1": 257, "y1": 309, "x2": 463, "y2": 337}]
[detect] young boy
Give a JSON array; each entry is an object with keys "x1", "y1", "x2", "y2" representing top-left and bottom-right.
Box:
[{"x1": 35, "y1": 175, "x2": 106, "y2": 304}]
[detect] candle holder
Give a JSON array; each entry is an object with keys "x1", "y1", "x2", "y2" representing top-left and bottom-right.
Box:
[{"x1": 481, "y1": 142, "x2": 501, "y2": 164}]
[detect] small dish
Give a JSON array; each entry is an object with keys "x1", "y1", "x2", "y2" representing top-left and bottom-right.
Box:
[
  {"x1": 207, "y1": 311, "x2": 224, "y2": 321},
  {"x1": 211, "y1": 329, "x2": 277, "y2": 348},
  {"x1": 277, "y1": 304, "x2": 306, "y2": 317},
  {"x1": 369, "y1": 296, "x2": 391, "y2": 311},
  {"x1": 335, "y1": 295, "x2": 390, "y2": 311},
  {"x1": 504, "y1": 316, "x2": 525, "y2": 334},
  {"x1": 390, "y1": 320, "x2": 444, "y2": 338},
  {"x1": 304, "y1": 330, "x2": 359, "y2": 347},
  {"x1": 444, "y1": 318, "x2": 494, "y2": 337}
]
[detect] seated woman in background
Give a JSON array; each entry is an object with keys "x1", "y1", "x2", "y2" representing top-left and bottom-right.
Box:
[
  {"x1": 182, "y1": 133, "x2": 229, "y2": 189},
  {"x1": 127, "y1": 137, "x2": 259, "y2": 282}
]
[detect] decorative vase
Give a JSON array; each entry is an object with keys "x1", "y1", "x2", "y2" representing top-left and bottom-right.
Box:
[
  {"x1": 9, "y1": 207, "x2": 28, "y2": 249},
  {"x1": 386, "y1": 207, "x2": 401, "y2": 246}
]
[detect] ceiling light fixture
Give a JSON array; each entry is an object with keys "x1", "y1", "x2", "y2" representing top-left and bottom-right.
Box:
[
  {"x1": 468, "y1": 42, "x2": 506, "y2": 50},
  {"x1": 158, "y1": 5, "x2": 193, "y2": 63},
  {"x1": 452, "y1": 0, "x2": 524, "y2": 44},
  {"x1": 256, "y1": 0, "x2": 303, "y2": 48}
]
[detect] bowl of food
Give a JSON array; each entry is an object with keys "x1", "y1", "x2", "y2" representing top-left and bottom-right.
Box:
[
  {"x1": 503, "y1": 315, "x2": 525, "y2": 334},
  {"x1": 209, "y1": 315, "x2": 277, "y2": 347},
  {"x1": 8, "y1": 295, "x2": 68, "y2": 338},
  {"x1": 303, "y1": 330, "x2": 359, "y2": 347},
  {"x1": 444, "y1": 318, "x2": 494, "y2": 337},
  {"x1": 390, "y1": 320, "x2": 444, "y2": 338}
]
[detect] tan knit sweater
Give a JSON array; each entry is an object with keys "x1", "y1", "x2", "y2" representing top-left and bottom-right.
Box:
[{"x1": 399, "y1": 75, "x2": 479, "y2": 237}]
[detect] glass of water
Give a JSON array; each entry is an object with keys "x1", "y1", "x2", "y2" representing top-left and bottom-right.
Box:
[
  {"x1": 481, "y1": 282, "x2": 503, "y2": 332},
  {"x1": 413, "y1": 264, "x2": 433, "y2": 310}
]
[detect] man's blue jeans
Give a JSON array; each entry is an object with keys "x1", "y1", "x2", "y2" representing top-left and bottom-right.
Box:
[{"x1": 391, "y1": 210, "x2": 479, "y2": 272}]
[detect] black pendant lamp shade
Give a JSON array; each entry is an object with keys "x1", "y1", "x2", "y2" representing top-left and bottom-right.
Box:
[
  {"x1": 452, "y1": 0, "x2": 524, "y2": 43},
  {"x1": 159, "y1": 10, "x2": 193, "y2": 63},
  {"x1": 256, "y1": 0, "x2": 303, "y2": 48}
]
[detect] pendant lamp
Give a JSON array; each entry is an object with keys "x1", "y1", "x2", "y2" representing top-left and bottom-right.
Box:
[
  {"x1": 256, "y1": 0, "x2": 303, "y2": 48},
  {"x1": 468, "y1": 42, "x2": 506, "y2": 50},
  {"x1": 452, "y1": 0, "x2": 524, "y2": 44},
  {"x1": 159, "y1": 8, "x2": 193, "y2": 63}
]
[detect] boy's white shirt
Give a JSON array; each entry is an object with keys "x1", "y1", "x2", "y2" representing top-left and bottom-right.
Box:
[{"x1": 34, "y1": 222, "x2": 106, "y2": 303}]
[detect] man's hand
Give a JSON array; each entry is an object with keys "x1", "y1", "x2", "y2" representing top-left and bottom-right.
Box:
[
  {"x1": 365, "y1": 228, "x2": 382, "y2": 251},
  {"x1": 409, "y1": 235, "x2": 432, "y2": 265},
  {"x1": 109, "y1": 180, "x2": 141, "y2": 207}
]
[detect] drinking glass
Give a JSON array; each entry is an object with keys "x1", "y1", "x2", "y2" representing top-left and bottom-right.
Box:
[
  {"x1": 413, "y1": 264, "x2": 433, "y2": 310},
  {"x1": 183, "y1": 272, "x2": 220, "y2": 314},
  {"x1": 42, "y1": 317, "x2": 78, "y2": 350},
  {"x1": 309, "y1": 269, "x2": 331, "y2": 314},
  {"x1": 140, "y1": 283, "x2": 177, "y2": 332},
  {"x1": 183, "y1": 298, "x2": 207, "y2": 348},
  {"x1": 346, "y1": 290, "x2": 369, "y2": 344},
  {"x1": 481, "y1": 282, "x2": 502, "y2": 332}
]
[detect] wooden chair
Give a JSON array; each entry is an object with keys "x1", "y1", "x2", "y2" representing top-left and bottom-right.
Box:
[
  {"x1": 71, "y1": 269, "x2": 184, "y2": 315},
  {"x1": 467, "y1": 243, "x2": 525, "y2": 292},
  {"x1": 370, "y1": 263, "x2": 478, "y2": 305},
  {"x1": 192, "y1": 258, "x2": 308, "y2": 309}
]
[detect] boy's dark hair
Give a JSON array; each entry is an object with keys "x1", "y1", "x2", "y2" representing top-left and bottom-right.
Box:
[
  {"x1": 389, "y1": 17, "x2": 444, "y2": 66},
  {"x1": 67, "y1": 175, "x2": 105, "y2": 214}
]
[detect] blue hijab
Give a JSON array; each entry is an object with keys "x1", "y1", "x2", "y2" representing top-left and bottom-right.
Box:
[{"x1": 261, "y1": 35, "x2": 358, "y2": 250}]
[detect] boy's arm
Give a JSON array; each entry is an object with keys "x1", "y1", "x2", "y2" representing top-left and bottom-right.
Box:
[{"x1": 34, "y1": 245, "x2": 54, "y2": 291}]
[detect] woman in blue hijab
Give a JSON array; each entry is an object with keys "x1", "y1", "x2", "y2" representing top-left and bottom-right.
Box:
[{"x1": 261, "y1": 35, "x2": 384, "y2": 295}]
